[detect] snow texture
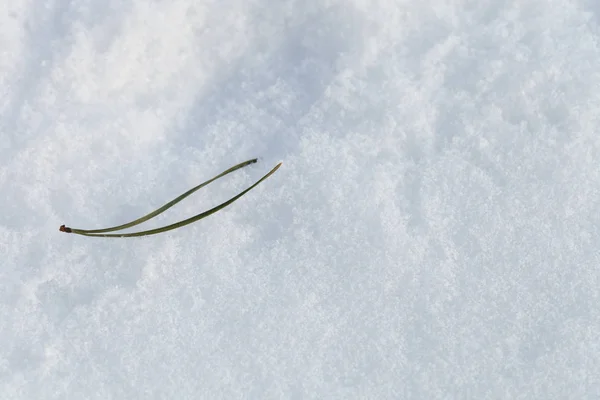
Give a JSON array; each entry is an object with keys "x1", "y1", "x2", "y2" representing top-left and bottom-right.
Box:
[{"x1": 2, "y1": 0, "x2": 600, "y2": 398}]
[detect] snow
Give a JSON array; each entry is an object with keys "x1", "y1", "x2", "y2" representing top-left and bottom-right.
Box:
[{"x1": 2, "y1": 0, "x2": 600, "y2": 398}]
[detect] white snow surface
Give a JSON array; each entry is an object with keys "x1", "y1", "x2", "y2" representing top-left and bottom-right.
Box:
[{"x1": 2, "y1": 0, "x2": 600, "y2": 398}]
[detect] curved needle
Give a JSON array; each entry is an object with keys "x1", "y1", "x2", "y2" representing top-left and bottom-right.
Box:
[{"x1": 59, "y1": 159, "x2": 281, "y2": 238}]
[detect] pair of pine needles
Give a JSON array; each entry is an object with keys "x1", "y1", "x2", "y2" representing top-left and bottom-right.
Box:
[{"x1": 59, "y1": 158, "x2": 281, "y2": 238}]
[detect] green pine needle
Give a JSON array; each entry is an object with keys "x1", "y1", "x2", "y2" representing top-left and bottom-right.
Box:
[{"x1": 59, "y1": 158, "x2": 281, "y2": 238}]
